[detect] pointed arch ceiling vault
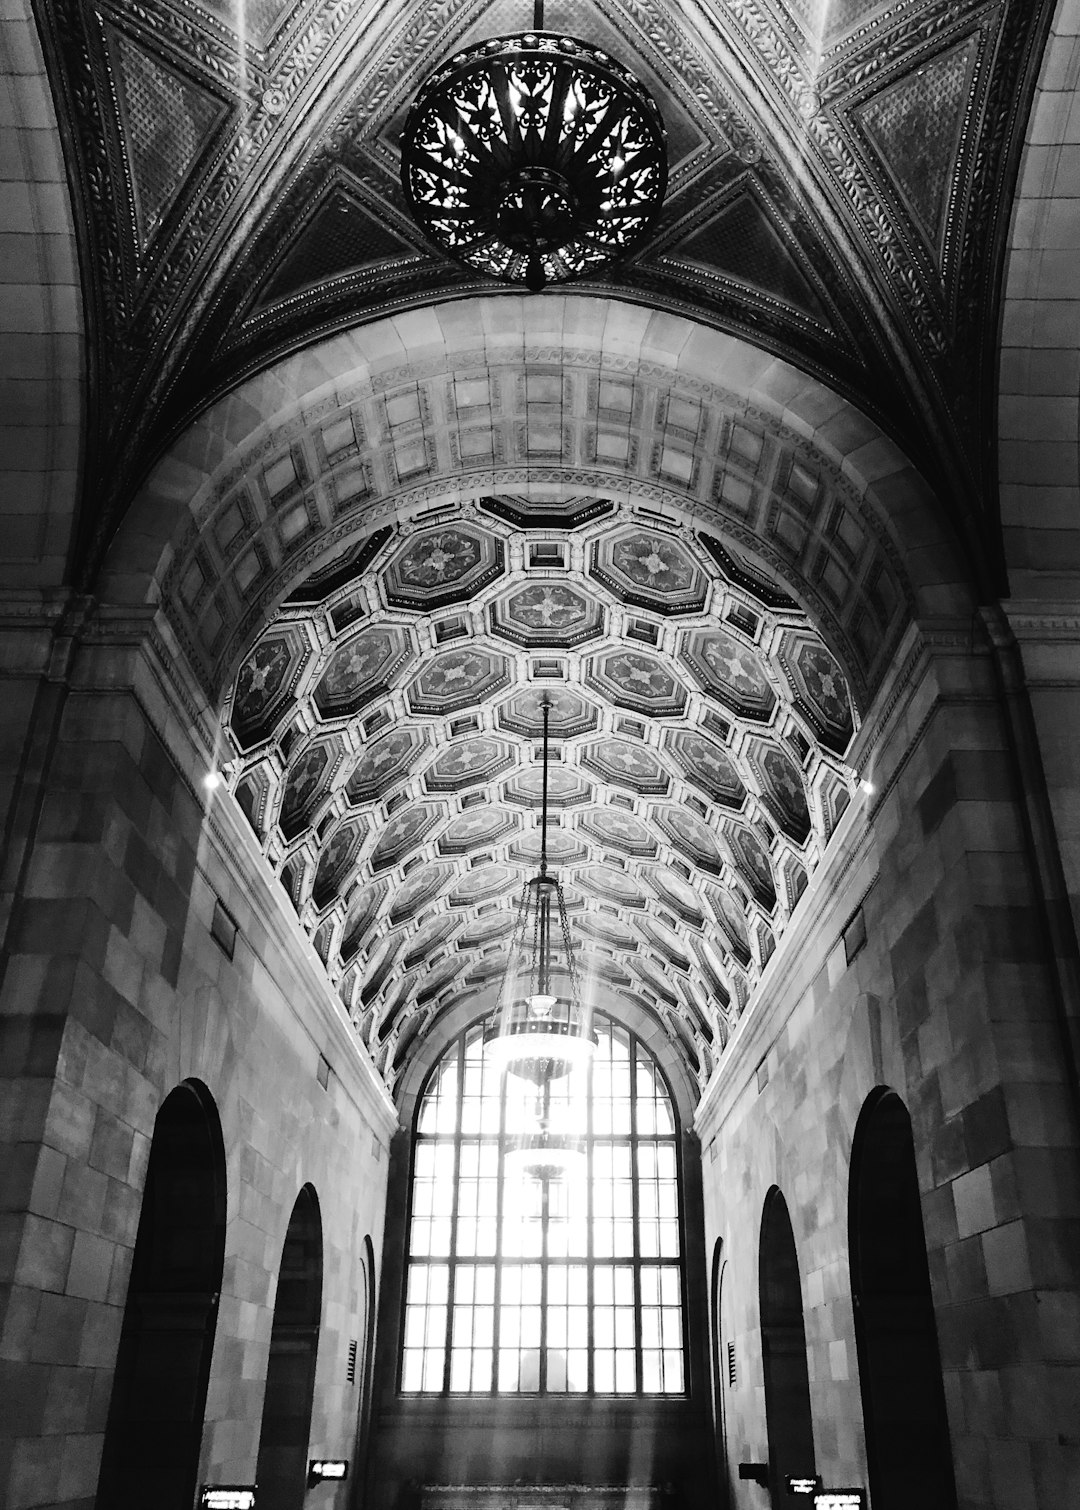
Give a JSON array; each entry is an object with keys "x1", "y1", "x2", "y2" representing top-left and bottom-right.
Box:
[{"x1": 39, "y1": 0, "x2": 1055, "y2": 585}]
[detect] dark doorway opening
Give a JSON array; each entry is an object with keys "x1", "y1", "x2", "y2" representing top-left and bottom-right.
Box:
[
  {"x1": 850, "y1": 1089, "x2": 957, "y2": 1510},
  {"x1": 256, "y1": 1183, "x2": 323, "y2": 1510},
  {"x1": 759, "y1": 1187, "x2": 815, "y2": 1505},
  {"x1": 95, "y1": 1079, "x2": 226, "y2": 1510}
]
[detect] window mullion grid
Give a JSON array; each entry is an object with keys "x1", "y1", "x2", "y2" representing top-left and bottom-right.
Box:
[
  {"x1": 491, "y1": 1059, "x2": 507, "y2": 1396},
  {"x1": 442, "y1": 1033, "x2": 468, "y2": 1394},
  {"x1": 671, "y1": 1120, "x2": 685, "y2": 1395},
  {"x1": 539, "y1": 1171, "x2": 549, "y2": 1393},
  {"x1": 586, "y1": 1037, "x2": 596, "y2": 1394},
  {"x1": 404, "y1": 1015, "x2": 684, "y2": 1400},
  {"x1": 630, "y1": 1030, "x2": 643, "y2": 1395}
]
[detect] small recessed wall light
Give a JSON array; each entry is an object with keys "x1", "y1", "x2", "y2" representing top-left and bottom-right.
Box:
[
  {"x1": 203, "y1": 770, "x2": 224, "y2": 792},
  {"x1": 859, "y1": 778, "x2": 875, "y2": 796}
]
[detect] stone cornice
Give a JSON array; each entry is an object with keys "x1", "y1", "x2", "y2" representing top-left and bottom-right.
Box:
[
  {"x1": 1002, "y1": 600, "x2": 1080, "y2": 642},
  {"x1": 205, "y1": 780, "x2": 400, "y2": 1137}
]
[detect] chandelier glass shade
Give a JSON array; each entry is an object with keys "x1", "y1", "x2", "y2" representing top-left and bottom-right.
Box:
[
  {"x1": 485, "y1": 695, "x2": 595, "y2": 1182},
  {"x1": 483, "y1": 871, "x2": 596, "y2": 1084},
  {"x1": 400, "y1": 29, "x2": 667, "y2": 292}
]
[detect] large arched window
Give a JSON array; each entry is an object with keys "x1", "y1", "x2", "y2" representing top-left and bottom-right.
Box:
[{"x1": 402, "y1": 1015, "x2": 684, "y2": 1395}]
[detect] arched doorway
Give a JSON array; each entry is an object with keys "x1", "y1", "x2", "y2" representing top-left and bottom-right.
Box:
[
  {"x1": 95, "y1": 1080, "x2": 226, "y2": 1510},
  {"x1": 850, "y1": 1089, "x2": 957, "y2": 1509},
  {"x1": 759, "y1": 1188, "x2": 815, "y2": 1504},
  {"x1": 256, "y1": 1184, "x2": 324, "y2": 1510}
]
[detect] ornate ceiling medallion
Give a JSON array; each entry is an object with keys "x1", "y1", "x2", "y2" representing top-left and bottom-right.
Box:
[{"x1": 400, "y1": 7, "x2": 667, "y2": 293}]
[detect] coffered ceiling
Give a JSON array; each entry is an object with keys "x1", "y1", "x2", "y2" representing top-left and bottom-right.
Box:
[
  {"x1": 221, "y1": 501, "x2": 858, "y2": 1092},
  {"x1": 30, "y1": 0, "x2": 1057, "y2": 1094},
  {"x1": 39, "y1": 0, "x2": 1054, "y2": 588}
]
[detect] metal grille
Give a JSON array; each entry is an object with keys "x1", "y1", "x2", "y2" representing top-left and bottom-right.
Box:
[
  {"x1": 858, "y1": 39, "x2": 977, "y2": 243},
  {"x1": 114, "y1": 33, "x2": 221, "y2": 241},
  {"x1": 676, "y1": 195, "x2": 825, "y2": 319},
  {"x1": 263, "y1": 195, "x2": 412, "y2": 307}
]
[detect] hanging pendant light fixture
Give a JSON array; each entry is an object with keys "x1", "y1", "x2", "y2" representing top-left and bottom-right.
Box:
[
  {"x1": 486, "y1": 693, "x2": 595, "y2": 1184},
  {"x1": 401, "y1": 0, "x2": 667, "y2": 293}
]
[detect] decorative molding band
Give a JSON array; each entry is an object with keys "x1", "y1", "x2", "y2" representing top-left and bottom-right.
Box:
[{"x1": 1002, "y1": 604, "x2": 1080, "y2": 643}]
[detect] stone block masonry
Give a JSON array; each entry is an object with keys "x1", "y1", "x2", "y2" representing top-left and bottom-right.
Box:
[
  {"x1": 0, "y1": 632, "x2": 395, "y2": 1509},
  {"x1": 697, "y1": 625, "x2": 1080, "y2": 1510}
]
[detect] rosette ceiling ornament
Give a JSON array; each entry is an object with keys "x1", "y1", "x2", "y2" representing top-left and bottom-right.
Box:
[{"x1": 401, "y1": 1, "x2": 667, "y2": 293}]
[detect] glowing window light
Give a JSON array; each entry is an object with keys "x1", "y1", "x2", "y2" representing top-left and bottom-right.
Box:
[{"x1": 401, "y1": 1017, "x2": 684, "y2": 1396}]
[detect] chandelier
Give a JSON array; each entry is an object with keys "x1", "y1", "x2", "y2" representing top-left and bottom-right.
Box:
[
  {"x1": 400, "y1": 1, "x2": 667, "y2": 293},
  {"x1": 486, "y1": 694, "x2": 596, "y2": 1183}
]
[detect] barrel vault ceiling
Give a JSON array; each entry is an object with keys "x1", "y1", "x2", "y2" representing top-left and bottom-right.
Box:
[
  {"x1": 221, "y1": 500, "x2": 859, "y2": 1093},
  {"x1": 41, "y1": 0, "x2": 1053, "y2": 588}
]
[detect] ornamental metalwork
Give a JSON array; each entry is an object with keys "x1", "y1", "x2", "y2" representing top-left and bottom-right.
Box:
[{"x1": 400, "y1": 25, "x2": 667, "y2": 292}]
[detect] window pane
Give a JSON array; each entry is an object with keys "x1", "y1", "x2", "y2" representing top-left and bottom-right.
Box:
[
  {"x1": 615, "y1": 1350, "x2": 636, "y2": 1393},
  {"x1": 402, "y1": 1262, "x2": 449, "y2": 1392},
  {"x1": 636, "y1": 1139, "x2": 679, "y2": 1260},
  {"x1": 449, "y1": 1262, "x2": 495, "y2": 1392},
  {"x1": 635, "y1": 1051, "x2": 674, "y2": 1136},
  {"x1": 417, "y1": 1055, "x2": 460, "y2": 1135}
]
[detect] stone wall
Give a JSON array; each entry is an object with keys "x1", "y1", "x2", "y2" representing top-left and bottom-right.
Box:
[
  {"x1": 0, "y1": 1, "x2": 84, "y2": 590},
  {"x1": 0, "y1": 619, "x2": 396, "y2": 1509},
  {"x1": 697, "y1": 622, "x2": 1080, "y2": 1510}
]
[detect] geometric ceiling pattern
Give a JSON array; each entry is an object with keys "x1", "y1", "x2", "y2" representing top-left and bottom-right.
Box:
[
  {"x1": 160, "y1": 346, "x2": 913, "y2": 711},
  {"x1": 222, "y1": 502, "x2": 856, "y2": 1094},
  {"x1": 40, "y1": 0, "x2": 1054, "y2": 588}
]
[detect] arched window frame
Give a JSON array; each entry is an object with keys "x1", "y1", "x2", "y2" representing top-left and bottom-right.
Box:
[{"x1": 400, "y1": 1013, "x2": 687, "y2": 1397}]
